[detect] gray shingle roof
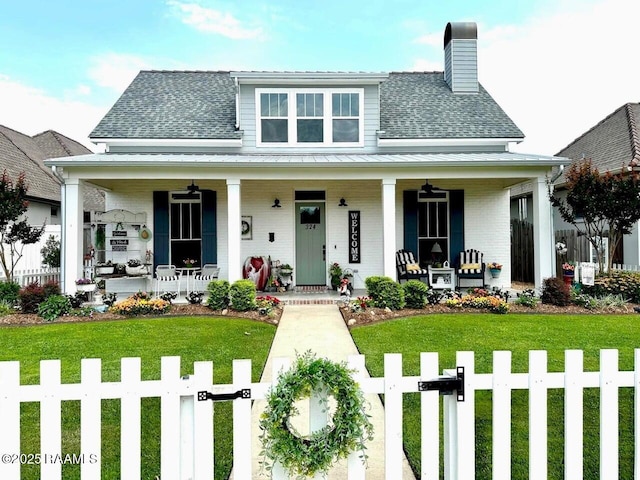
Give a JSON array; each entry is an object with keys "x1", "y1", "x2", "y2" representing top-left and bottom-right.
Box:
[
  {"x1": 90, "y1": 71, "x2": 241, "y2": 139},
  {"x1": 556, "y1": 103, "x2": 640, "y2": 172},
  {"x1": 380, "y1": 72, "x2": 523, "y2": 139},
  {"x1": 90, "y1": 70, "x2": 523, "y2": 141}
]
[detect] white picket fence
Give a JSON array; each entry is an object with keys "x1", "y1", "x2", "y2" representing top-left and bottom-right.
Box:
[
  {"x1": 0, "y1": 267, "x2": 60, "y2": 286},
  {"x1": 0, "y1": 350, "x2": 639, "y2": 479}
]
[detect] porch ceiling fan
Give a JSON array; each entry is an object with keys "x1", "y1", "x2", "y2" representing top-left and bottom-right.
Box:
[
  {"x1": 186, "y1": 180, "x2": 200, "y2": 195},
  {"x1": 420, "y1": 179, "x2": 446, "y2": 195}
]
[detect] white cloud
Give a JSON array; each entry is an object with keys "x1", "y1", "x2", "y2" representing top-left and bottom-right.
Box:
[
  {"x1": 0, "y1": 74, "x2": 106, "y2": 151},
  {"x1": 409, "y1": 58, "x2": 442, "y2": 72},
  {"x1": 88, "y1": 53, "x2": 150, "y2": 92},
  {"x1": 477, "y1": 0, "x2": 640, "y2": 155},
  {"x1": 167, "y1": 1, "x2": 262, "y2": 40},
  {"x1": 413, "y1": 32, "x2": 441, "y2": 48}
]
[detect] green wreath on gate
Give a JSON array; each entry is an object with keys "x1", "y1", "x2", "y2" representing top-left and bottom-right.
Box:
[{"x1": 259, "y1": 351, "x2": 374, "y2": 478}]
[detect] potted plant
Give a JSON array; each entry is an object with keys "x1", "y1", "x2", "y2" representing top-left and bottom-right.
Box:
[
  {"x1": 95, "y1": 260, "x2": 114, "y2": 275},
  {"x1": 488, "y1": 262, "x2": 502, "y2": 278},
  {"x1": 562, "y1": 262, "x2": 575, "y2": 286},
  {"x1": 126, "y1": 258, "x2": 146, "y2": 275},
  {"x1": 183, "y1": 258, "x2": 198, "y2": 268},
  {"x1": 329, "y1": 262, "x2": 343, "y2": 290},
  {"x1": 75, "y1": 278, "x2": 96, "y2": 292},
  {"x1": 279, "y1": 263, "x2": 293, "y2": 275}
]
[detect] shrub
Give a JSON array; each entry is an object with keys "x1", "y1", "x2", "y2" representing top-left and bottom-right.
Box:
[
  {"x1": 540, "y1": 277, "x2": 571, "y2": 306},
  {"x1": 109, "y1": 295, "x2": 170, "y2": 316},
  {"x1": 583, "y1": 270, "x2": 640, "y2": 302},
  {"x1": 0, "y1": 300, "x2": 13, "y2": 316},
  {"x1": 0, "y1": 281, "x2": 20, "y2": 306},
  {"x1": 229, "y1": 280, "x2": 256, "y2": 311},
  {"x1": 70, "y1": 306, "x2": 94, "y2": 317},
  {"x1": 66, "y1": 292, "x2": 86, "y2": 309},
  {"x1": 159, "y1": 291, "x2": 177, "y2": 304},
  {"x1": 367, "y1": 277, "x2": 405, "y2": 310},
  {"x1": 515, "y1": 288, "x2": 539, "y2": 308},
  {"x1": 206, "y1": 280, "x2": 230, "y2": 310},
  {"x1": 402, "y1": 280, "x2": 428, "y2": 309},
  {"x1": 103, "y1": 292, "x2": 118, "y2": 307},
  {"x1": 18, "y1": 282, "x2": 46, "y2": 313},
  {"x1": 38, "y1": 294, "x2": 71, "y2": 321},
  {"x1": 43, "y1": 280, "x2": 61, "y2": 298}
]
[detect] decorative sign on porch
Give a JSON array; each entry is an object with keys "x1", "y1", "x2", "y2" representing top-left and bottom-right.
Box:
[
  {"x1": 112, "y1": 231, "x2": 128, "y2": 237},
  {"x1": 349, "y1": 210, "x2": 361, "y2": 263},
  {"x1": 110, "y1": 239, "x2": 129, "y2": 251}
]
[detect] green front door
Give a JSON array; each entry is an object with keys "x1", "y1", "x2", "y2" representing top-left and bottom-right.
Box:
[{"x1": 295, "y1": 202, "x2": 326, "y2": 285}]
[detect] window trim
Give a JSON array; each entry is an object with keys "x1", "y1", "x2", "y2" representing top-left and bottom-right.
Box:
[{"x1": 255, "y1": 87, "x2": 364, "y2": 147}]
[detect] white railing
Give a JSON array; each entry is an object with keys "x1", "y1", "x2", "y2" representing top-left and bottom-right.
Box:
[
  {"x1": 612, "y1": 263, "x2": 640, "y2": 273},
  {"x1": 0, "y1": 267, "x2": 60, "y2": 286},
  {"x1": 0, "y1": 350, "x2": 638, "y2": 479}
]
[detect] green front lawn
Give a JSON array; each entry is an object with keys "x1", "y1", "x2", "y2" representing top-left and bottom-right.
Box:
[
  {"x1": 351, "y1": 313, "x2": 640, "y2": 479},
  {"x1": 0, "y1": 316, "x2": 276, "y2": 480}
]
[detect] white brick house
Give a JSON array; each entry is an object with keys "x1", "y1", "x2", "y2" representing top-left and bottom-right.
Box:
[{"x1": 46, "y1": 22, "x2": 564, "y2": 293}]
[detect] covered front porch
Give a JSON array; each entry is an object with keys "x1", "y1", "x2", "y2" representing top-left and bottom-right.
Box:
[{"x1": 48, "y1": 153, "x2": 563, "y2": 296}]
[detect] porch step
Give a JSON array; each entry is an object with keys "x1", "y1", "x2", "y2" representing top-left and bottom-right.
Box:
[{"x1": 293, "y1": 285, "x2": 331, "y2": 293}]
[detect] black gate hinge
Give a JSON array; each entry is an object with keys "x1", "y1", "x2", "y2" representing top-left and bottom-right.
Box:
[
  {"x1": 418, "y1": 366, "x2": 465, "y2": 402},
  {"x1": 197, "y1": 389, "x2": 251, "y2": 402}
]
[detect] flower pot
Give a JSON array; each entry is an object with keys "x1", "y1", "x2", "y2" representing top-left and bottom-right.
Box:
[
  {"x1": 76, "y1": 283, "x2": 96, "y2": 292},
  {"x1": 126, "y1": 265, "x2": 147, "y2": 276},
  {"x1": 96, "y1": 266, "x2": 114, "y2": 275},
  {"x1": 489, "y1": 268, "x2": 501, "y2": 279},
  {"x1": 563, "y1": 272, "x2": 574, "y2": 286}
]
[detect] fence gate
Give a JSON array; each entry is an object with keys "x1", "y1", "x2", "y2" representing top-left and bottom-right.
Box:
[{"x1": 1, "y1": 350, "x2": 639, "y2": 479}]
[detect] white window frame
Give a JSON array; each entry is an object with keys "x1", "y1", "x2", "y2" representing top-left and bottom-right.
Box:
[{"x1": 255, "y1": 87, "x2": 364, "y2": 147}]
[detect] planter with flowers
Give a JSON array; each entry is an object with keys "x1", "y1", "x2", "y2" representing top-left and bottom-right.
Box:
[
  {"x1": 488, "y1": 262, "x2": 502, "y2": 279},
  {"x1": 125, "y1": 259, "x2": 147, "y2": 276},
  {"x1": 183, "y1": 258, "x2": 198, "y2": 268},
  {"x1": 562, "y1": 262, "x2": 575, "y2": 286},
  {"x1": 95, "y1": 261, "x2": 114, "y2": 276},
  {"x1": 75, "y1": 278, "x2": 96, "y2": 292}
]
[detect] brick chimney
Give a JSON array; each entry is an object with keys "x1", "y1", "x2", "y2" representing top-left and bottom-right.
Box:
[{"x1": 444, "y1": 22, "x2": 478, "y2": 94}]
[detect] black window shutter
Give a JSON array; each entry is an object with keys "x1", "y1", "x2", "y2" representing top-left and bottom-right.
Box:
[
  {"x1": 201, "y1": 190, "x2": 217, "y2": 265},
  {"x1": 449, "y1": 190, "x2": 465, "y2": 266},
  {"x1": 403, "y1": 190, "x2": 418, "y2": 255},
  {"x1": 153, "y1": 191, "x2": 169, "y2": 271}
]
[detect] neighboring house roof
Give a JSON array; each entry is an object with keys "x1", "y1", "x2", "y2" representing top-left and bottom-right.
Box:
[
  {"x1": 90, "y1": 70, "x2": 524, "y2": 141},
  {"x1": 0, "y1": 125, "x2": 105, "y2": 210},
  {"x1": 556, "y1": 103, "x2": 640, "y2": 173},
  {"x1": 378, "y1": 72, "x2": 523, "y2": 139}
]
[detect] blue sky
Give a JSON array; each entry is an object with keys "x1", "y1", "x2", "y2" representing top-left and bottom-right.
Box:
[{"x1": 0, "y1": 0, "x2": 638, "y2": 155}]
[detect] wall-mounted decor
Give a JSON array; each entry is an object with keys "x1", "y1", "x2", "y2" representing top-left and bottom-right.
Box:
[
  {"x1": 349, "y1": 211, "x2": 361, "y2": 263},
  {"x1": 241, "y1": 216, "x2": 252, "y2": 240}
]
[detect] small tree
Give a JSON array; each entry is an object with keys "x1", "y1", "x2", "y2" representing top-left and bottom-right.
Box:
[
  {"x1": 41, "y1": 235, "x2": 61, "y2": 269},
  {"x1": 0, "y1": 170, "x2": 45, "y2": 280},
  {"x1": 549, "y1": 159, "x2": 640, "y2": 271}
]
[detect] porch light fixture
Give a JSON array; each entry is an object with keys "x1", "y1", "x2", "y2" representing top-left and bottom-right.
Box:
[
  {"x1": 272, "y1": 198, "x2": 282, "y2": 208},
  {"x1": 338, "y1": 198, "x2": 348, "y2": 207},
  {"x1": 431, "y1": 242, "x2": 443, "y2": 254}
]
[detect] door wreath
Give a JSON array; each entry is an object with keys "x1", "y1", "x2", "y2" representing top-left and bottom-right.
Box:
[{"x1": 259, "y1": 351, "x2": 374, "y2": 478}]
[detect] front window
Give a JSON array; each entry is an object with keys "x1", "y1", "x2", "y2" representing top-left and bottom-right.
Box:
[
  {"x1": 257, "y1": 88, "x2": 363, "y2": 146},
  {"x1": 170, "y1": 192, "x2": 202, "y2": 266}
]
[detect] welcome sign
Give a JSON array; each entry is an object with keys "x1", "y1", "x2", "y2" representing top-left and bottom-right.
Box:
[{"x1": 349, "y1": 211, "x2": 361, "y2": 263}]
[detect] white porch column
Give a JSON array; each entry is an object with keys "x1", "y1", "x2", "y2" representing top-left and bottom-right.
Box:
[
  {"x1": 227, "y1": 179, "x2": 242, "y2": 283},
  {"x1": 532, "y1": 176, "x2": 554, "y2": 290},
  {"x1": 382, "y1": 178, "x2": 397, "y2": 279},
  {"x1": 62, "y1": 179, "x2": 84, "y2": 294}
]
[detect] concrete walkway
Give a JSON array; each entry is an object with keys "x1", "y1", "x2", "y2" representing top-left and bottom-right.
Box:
[{"x1": 244, "y1": 304, "x2": 415, "y2": 479}]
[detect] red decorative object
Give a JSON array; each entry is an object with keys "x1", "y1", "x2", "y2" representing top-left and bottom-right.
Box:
[
  {"x1": 243, "y1": 256, "x2": 271, "y2": 291},
  {"x1": 563, "y1": 273, "x2": 574, "y2": 287}
]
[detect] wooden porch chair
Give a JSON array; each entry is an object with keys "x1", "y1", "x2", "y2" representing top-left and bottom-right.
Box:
[
  {"x1": 395, "y1": 249, "x2": 430, "y2": 284},
  {"x1": 155, "y1": 265, "x2": 181, "y2": 298},
  {"x1": 192, "y1": 264, "x2": 220, "y2": 292},
  {"x1": 456, "y1": 249, "x2": 486, "y2": 289}
]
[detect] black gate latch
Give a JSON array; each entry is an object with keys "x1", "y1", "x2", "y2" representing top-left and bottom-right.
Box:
[
  {"x1": 197, "y1": 389, "x2": 251, "y2": 402},
  {"x1": 418, "y1": 366, "x2": 465, "y2": 401}
]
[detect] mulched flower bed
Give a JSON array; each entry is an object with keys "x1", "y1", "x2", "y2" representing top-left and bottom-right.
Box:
[
  {"x1": 0, "y1": 303, "x2": 283, "y2": 327},
  {"x1": 340, "y1": 302, "x2": 640, "y2": 328}
]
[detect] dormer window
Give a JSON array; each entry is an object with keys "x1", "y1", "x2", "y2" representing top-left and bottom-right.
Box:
[{"x1": 256, "y1": 88, "x2": 363, "y2": 147}]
